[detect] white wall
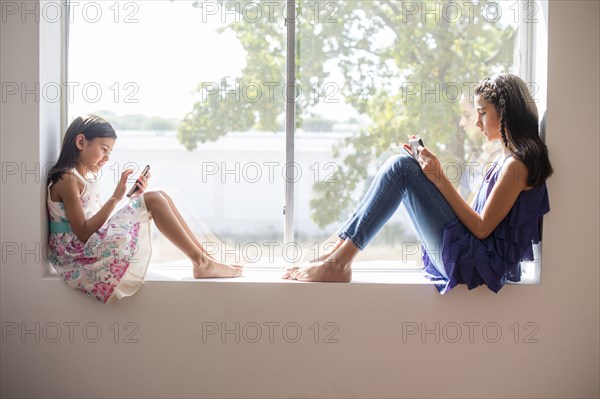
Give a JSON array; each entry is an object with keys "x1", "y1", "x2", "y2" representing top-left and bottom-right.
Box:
[{"x1": 1, "y1": 1, "x2": 598, "y2": 398}]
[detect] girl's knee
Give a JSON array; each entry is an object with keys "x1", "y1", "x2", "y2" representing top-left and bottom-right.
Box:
[
  {"x1": 157, "y1": 190, "x2": 171, "y2": 201},
  {"x1": 143, "y1": 191, "x2": 166, "y2": 208},
  {"x1": 384, "y1": 154, "x2": 420, "y2": 176}
]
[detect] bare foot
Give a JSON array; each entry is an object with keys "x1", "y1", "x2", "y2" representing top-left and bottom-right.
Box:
[
  {"x1": 309, "y1": 239, "x2": 344, "y2": 263},
  {"x1": 193, "y1": 257, "x2": 243, "y2": 278},
  {"x1": 281, "y1": 266, "x2": 300, "y2": 279},
  {"x1": 197, "y1": 248, "x2": 220, "y2": 263},
  {"x1": 284, "y1": 259, "x2": 352, "y2": 283}
]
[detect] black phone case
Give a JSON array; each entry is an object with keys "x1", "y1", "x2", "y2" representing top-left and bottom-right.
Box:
[{"x1": 127, "y1": 165, "x2": 150, "y2": 197}]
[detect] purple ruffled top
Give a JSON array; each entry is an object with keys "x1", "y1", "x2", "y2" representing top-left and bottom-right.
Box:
[{"x1": 423, "y1": 155, "x2": 550, "y2": 294}]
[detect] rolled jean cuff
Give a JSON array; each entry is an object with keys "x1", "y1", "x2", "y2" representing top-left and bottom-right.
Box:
[{"x1": 337, "y1": 230, "x2": 366, "y2": 251}]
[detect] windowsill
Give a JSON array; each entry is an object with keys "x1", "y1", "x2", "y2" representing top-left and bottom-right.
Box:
[
  {"x1": 143, "y1": 258, "x2": 538, "y2": 284},
  {"x1": 145, "y1": 264, "x2": 437, "y2": 284},
  {"x1": 140, "y1": 259, "x2": 435, "y2": 284},
  {"x1": 43, "y1": 260, "x2": 538, "y2": 285}
]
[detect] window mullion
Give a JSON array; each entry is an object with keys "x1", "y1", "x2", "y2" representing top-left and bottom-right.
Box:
[
  {"x1": 60, "y1": 0, "x2": 71, "y2": 138},
  {"x1": 284, "y1": 0, "x2": 296, "y2": 248},
  {"x1": 518, "y1": 0, "x2": 537, "y2": 84}
]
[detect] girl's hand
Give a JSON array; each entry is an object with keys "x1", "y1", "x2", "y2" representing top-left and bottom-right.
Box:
[
  {"x1": 111, "y1": 169, "x2": 135, "y2": 201},
  {"x1": 131, "y1": 170, "x2": 151, "y2": 197},
  {"x1": 418, "y1": 146, "x2": 445, "y2": 186}
]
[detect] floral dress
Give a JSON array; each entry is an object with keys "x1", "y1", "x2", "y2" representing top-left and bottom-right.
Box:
[{"x1": 47, "y1": 169, "x2": 152, "y2": 303}]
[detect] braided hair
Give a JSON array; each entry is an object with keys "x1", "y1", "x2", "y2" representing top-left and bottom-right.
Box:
[
  {"x1": 475, "y1": 74, "x2": 553, "y2": 186},
  {"x1": 47, "y1": 115, "x2": 117, "y2": 185}
]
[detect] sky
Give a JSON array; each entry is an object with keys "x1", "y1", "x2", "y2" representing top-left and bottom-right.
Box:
[{"x1": 68, "y1": 0, "x2": 249, "y2": 119}]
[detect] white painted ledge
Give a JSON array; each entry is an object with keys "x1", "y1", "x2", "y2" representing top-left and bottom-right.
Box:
[
  {"x1": 144, "y1": 260, "x2": 538, "y2": 285},
  {"x1": 44, "y1": 260, "x2": 537, "y2": 285},
  {"x1": 144, "y1": 261, "x2": 438, "y2": 285}
]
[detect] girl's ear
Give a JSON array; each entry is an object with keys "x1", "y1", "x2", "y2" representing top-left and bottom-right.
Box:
[{"x1": 75, "y1": 134, "x2": 86, "y2": 150}]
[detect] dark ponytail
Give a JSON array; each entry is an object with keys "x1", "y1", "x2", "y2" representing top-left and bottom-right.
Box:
[
  {"x1": 47, "y1": 115, "x2": 117, "y2": 185},
  {"x1": 475, "y1": 74, "x2": 553, "y2": 186}
]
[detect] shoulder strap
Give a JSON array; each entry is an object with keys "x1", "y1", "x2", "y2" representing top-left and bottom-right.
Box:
[
  {"x1": 47, "y1": 181, "x2": 54, "y2": 202},
  {"x1": 71, "y1": 168, "x2": 88, "y2": 184},
  {"x1": 503, "y1": 153, "x2": 514, "y2": 162},
  {"x1": 496, "y1": 153, "x2": 515, "y2": 169}
]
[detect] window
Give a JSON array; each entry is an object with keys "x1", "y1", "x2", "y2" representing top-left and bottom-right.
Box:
[{"x1": 64, "y1": 0, "x2": 547, "y2": 280}]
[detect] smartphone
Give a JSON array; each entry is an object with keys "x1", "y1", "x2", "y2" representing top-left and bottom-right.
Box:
[
  {"x1": 407, "y1": 136, "x2": 425, "y2": 158},
  {"x1": 127, "y1": 164, "x2": 150, "y2": 198}
]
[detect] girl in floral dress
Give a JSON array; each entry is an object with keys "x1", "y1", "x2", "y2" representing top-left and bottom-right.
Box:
[{"x1": 47, "y1": 115, "x2": 243, "y2": 303}]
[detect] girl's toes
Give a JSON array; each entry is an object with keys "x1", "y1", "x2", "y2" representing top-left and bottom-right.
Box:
[{"x1": 282, "y1": 266, "x2": 298, "y2": 279}]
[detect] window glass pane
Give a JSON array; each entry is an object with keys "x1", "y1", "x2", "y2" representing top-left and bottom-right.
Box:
[
  {"x1": 294, "y1": 0, "x2": 519, "y2": 269},
  {"x1": 68, "y1": 0, "x2": 286, "y2": 267}
]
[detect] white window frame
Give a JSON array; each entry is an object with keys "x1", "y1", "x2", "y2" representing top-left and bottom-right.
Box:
[{"x1": 52, "y1": 0, "x2": 548, "y2": 283}]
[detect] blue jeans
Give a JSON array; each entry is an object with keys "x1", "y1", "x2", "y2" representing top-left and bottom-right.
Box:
[{"x1": 337, "y1": 154, "x2": 458, "y2": 279}]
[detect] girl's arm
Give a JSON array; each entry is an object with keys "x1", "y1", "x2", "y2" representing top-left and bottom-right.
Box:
[
  {"x1": 56, "y1": 169, "x2": 133, "y2": 243},
  {"x1": 419, "y1": 147, "x2": 529, "y2": 240}
]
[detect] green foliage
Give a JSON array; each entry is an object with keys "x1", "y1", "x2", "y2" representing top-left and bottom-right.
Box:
[
  {"x1": 178, "y1": 0, "x2": 516, "y2": 228},
  {"x1": 177, "y1": 78, "x2": 256, "y2": 151}
]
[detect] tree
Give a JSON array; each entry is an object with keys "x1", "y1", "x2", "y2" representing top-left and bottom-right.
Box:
[{"x1": 178, "y1": 0, "x2": 516, "y2": 228}]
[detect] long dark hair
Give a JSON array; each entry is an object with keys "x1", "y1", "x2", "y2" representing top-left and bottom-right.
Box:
[
  {"x1": 475, "y1": 73, "x2": 553, "y2": 186},
  {"x1": 47, "y1": 115, "x2": 117, "y2": 185}
]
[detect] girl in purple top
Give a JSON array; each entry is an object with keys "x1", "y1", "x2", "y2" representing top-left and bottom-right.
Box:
[{"x1": 284, "y1": 73, "x2": 553, "y2": 294}]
